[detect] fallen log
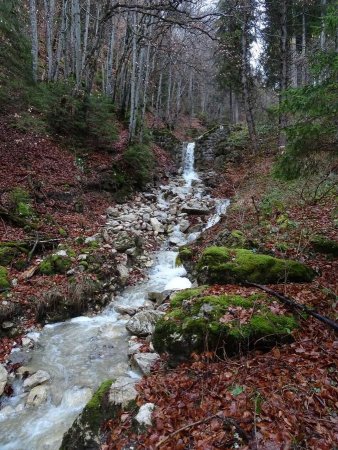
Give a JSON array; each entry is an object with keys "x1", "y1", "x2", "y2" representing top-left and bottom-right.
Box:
[{"x1": 245, "y1": 281, "x2": 338, "y2": 333}]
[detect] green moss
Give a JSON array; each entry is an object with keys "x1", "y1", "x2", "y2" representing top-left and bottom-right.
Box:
[
  {"x1": 73, "y1": 379, "x2": 113, "y2": 442},
  {"x1": 153, "y1": 290, "x2": 298, "y2": 359},
  {"x1": 39, "y1": 254, "x2": 72, "y2": 275},
  {"x1": 9, "y1": 187, "x2": 35, "y2": 218},
  {"x1": 0, "y1": 266, "x2": 10, "y2": 289},
  {"x1": 197, "y1": 247, "x2": 315, "y2": 284},
  {"x1": 170, "y1": 287, "x2": 205, "y2": 307},
  {"x1": 58, "y1": 228, "x2": 68, "y2": 237},
  {"x1": 0, "y1": 246, "x2": 20, "y2": 265},
  {"x1": 311, "y1": 235, "x2": 338, "y2": 256}
]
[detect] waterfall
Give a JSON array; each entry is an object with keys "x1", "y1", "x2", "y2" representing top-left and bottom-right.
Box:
[{"x1": 182, "y1": 142, "x2": 199, "y2": 187}]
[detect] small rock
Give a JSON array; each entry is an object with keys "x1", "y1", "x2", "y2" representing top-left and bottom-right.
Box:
[
  {"x1": 21, "y1": 337, "x2": 33, "y2": 347},
  {"x1": 77, "y1": 254, "x2": 87, "y2": 261},
  {"x1": 135, "y1": 403, "x2": 155, "y2": 427},
  {"x1": 0, "y1": 364, "x2": 8, "y2": 396},
  {"x1": 2, "y1": 321, "x2": 14, "y2": 330},
  {"x1": 114, "y1": 305, "x2": 137, "y2": 316},
  {"x1": 26, "y1": 385, "x2": 48, "y2": 407},
  {"x1": 23, "y1": 370, "x2": 50, "y2": 390},
  {"x1": 108, "y1": 377, "x2": 137, "y2": 406},
  {"x1": 126, "y1": 310, "x2": 164, "y2": 337},
  {"x1": 117, "y1": 264, "x2": 129, "y2": 285},
  {"x1": 150, "y1": 217, "x2": 164, "y2": 233},
  {"x1": 131, "y1": 353, "x2": 160, "y2": 375}
]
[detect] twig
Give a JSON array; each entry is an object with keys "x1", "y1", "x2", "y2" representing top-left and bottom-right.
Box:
[
  {"x1": 28, "y1": 232, "x2": 39, "y2": 262},
  {"x1": 155, "y1": 413, "x2": 250, "y2": 448},
  {"x1": 245, "y1": 282, "x2": 338, "y2": 333}
]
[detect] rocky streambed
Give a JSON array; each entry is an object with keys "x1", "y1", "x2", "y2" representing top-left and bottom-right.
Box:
[{"x1": 0, "y1": 142, "x2": 229, "y2": 450}]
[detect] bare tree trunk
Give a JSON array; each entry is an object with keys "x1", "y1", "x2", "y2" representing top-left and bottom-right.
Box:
[
  {"x1": 72, "y1": 0, "x2": 82, "y2": 86},
  {"x1": 320, "y1": 0, "x2": 327, "y2": 50},
  {"x1": 156, "y1": 72, "x2": 162, "y2": 121},
  {"x1": 106, "y1": 18, "x2": 115, "y2": 97},
  {"x1": 301, "y1": 13, "x2": 307, "y2": 85},
  {"x1": 43, "y1": 0, "x2": 55, "y2": 81},
  {"x1": 290, "y1": 36, "x2": 297, "y2": 87},
  {"x1": 53, "y1": 0, "x2": 68, "y2": 80},
  {"x1": 29, "y1": 0, "x2": 39, "y2": 82},
  {"x1": 129, "y1": 11, "x2": 138, "y2": 142},
  {"x1": 140, "y1": 33, "x2": 152, "y2": 141},
  {"x1": 279, "y1": 0, "x2": 288, "y2": 147},
  {"x1": 82, "y1": 0, "x2": 91, "y2": 75},
  {"x1": 241, "y1": 10, "x2": 258, "y2": 153}
]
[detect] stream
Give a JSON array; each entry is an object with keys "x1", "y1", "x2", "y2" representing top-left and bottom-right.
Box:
[{"x1": 0, "y1": 142, "x2": 229, "y2": 450}]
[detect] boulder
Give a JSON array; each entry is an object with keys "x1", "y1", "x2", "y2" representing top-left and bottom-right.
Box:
[
  {"x1": 181, "y1": 205, "x2": 210, "y2": 215},
  {"x1": 196, "y1": 247, "x2": 316, "y2": 284},
  {"x1": 153, "y1": 289, "x2": 298, "y2": 360},
  {"x1": 135, "y1": 403, "x2": 155, "y2": 427},
  {"x1": 126, "y1": 310, "x2": 164, "y2": 336},
  {"x1": 0, "y1": 364, "x2": 8, "y2": 396},
  {"x1": 311, "y1": 235, "x2": 338, "y2": 256},
  {"x1": 26, "y1": 385, "x2": 48, "y2": 407},
  {"x1": 131, "y1": 352, "x2": 160, "y2": 375},
  {"x1": 23, "y1": 370, "x2": 50, "y2": 390}
]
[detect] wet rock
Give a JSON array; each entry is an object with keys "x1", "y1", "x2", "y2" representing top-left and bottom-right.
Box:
[
  {"x1": 181, "y1": 205, "x2": 210, "y2": 215},
  {"x1": 0, "y1": 364, "x2": 8, "y2": 396},
  {"x1": 114, "y1": 305, "x2": 137, "y2": 316},
  {"x1": 179, "y1": 219, "x2": 190, "y2": 232},
  {"x1": 135, "y1": 403, "x2": 155, "y2": 427},
  {"x1": 131, "y1": 352, "x2": 160, "y2": 375},
  {"x1": 61, "y1": 380, "x2": 115, "y2": 450},
  {"x1": 23, "y1": 370, "x2": 50, "y2": 390},
  {"x1": 128, "y1": 340, "x2": 143, "y2": 356},
  {"x1": 26, "y1": 385, "x2": 48, "y2": 407},
  {"x1": 117, "y1": 264, "x2": 129, "y2": 285},
  {"x1": 126, "y1": 310, "x2": 164, "y2": 336}
]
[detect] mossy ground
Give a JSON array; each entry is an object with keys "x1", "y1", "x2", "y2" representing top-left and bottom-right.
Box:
[
  {"x1": 197, "y1": 247, "x2": 315, "y2": 284},
  {"x1": 153, "y1": 288, "x2": 297, "y2": 359},
  {"x1": 311, "y1": 235, "x2": 338, "y2": 256},
  {"x1": 0, "y1": 266, "x2": 10, "y2": 289},
  {"x1": 39, "y1": 254, "x2": 72, "y2": 275}
]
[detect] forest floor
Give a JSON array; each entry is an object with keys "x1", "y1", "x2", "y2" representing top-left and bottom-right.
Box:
[
  {"x1": 0, "y1": 116, "x2": 175, "y2": 362},
  {"x1": 0, "y1": 118, "x2": 337, "y2": 448},
  {"x1": 104, "y1": 151, "x2": 338, "y2": 449}
]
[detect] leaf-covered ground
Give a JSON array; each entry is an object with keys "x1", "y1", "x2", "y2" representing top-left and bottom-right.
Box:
[
  {"x1": 104, "y1": 151, "x2": 337, "y2": 449},
  {"x1": 0, "y1": 117, "x2": 173, "y2": 362}
]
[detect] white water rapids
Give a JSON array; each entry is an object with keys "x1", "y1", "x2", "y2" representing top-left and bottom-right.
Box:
[{"x1": 0, "y1": 142, "x2": 228, "y2": 450}]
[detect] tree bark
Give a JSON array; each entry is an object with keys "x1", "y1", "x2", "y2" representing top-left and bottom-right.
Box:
[{"x1": 29, "y1": 0, "x2": 39, "y2": 82}]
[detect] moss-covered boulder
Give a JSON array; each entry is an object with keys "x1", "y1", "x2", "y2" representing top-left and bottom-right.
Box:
[
  {"x1": 60, "y1": 380, "x2": 113, "y2": 450},
  {"x1": 152, "y1": 288, "x2": 297, "y2": 359},
  {"x1": 61, "y1": 377, "x2": 138, "y2": 450},
  {"x1": 0, "y1": 242, "x2": 28, "y2": 266},
  {"x1": 176, "y1": 246, "x2": 193, "y2": 267},
  {"x1": 0, "y1": 246, "x2": 20, "y2": 266},
  {"x1": 196, "y1": 247, "x2": 315, "y2": 284},
  {"x1": 39, "y1": 253, "x2": 72, "y2": 275},
  {"x1": 311, "y1": 235, "x2": 338, "y2": 257},
  {"x1": 0, "y1": 266, "x2": 10, "y2": 289}
]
